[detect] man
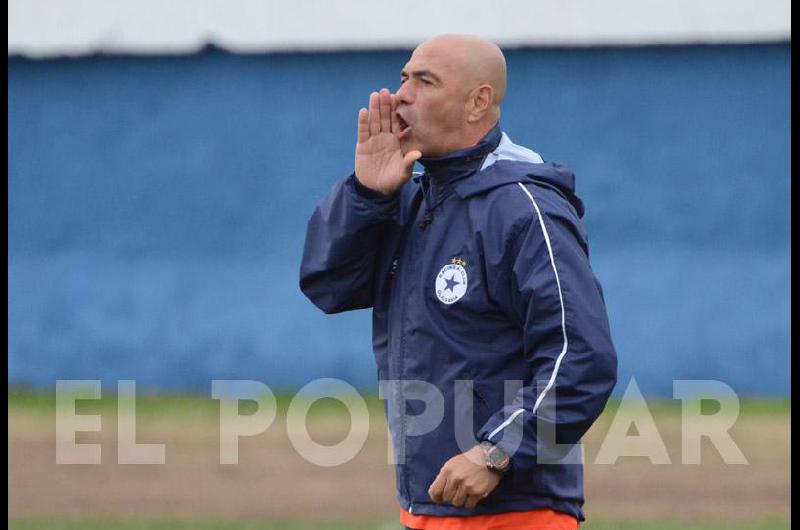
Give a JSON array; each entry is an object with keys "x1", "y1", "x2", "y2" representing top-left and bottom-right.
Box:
[{"x1": 300, "y1": 35, "x2": 617, "y2": 529}]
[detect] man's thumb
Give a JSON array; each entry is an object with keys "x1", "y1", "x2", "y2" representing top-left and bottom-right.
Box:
[{"x1": 403, "y1": 150, "x2": 422, "y2": 169}]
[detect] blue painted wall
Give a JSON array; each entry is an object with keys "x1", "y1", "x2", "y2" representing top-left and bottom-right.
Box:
[{"x1": 8, "y1": 44, "x2": 790, "y2": 396}]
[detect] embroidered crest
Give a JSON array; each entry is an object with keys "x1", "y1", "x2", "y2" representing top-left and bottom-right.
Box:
[{"x1": 435, "y1": 260, "x2": 468, "y2": 305}]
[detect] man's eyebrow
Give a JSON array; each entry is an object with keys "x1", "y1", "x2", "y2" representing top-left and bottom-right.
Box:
[{"x1": 401, "y1": 69, "x2": 442, "y2": 84}]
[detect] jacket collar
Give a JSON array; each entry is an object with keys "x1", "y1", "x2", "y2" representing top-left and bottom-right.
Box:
[
  {"x1": 455, "y1": 160, "x2": 585, "y2": 218},
  {"x1": 414, "y1": 124, "x2": 503, "y2": 188},
  {"x1": 411, "y1": 125, "x2": 585, "y2": 218}
]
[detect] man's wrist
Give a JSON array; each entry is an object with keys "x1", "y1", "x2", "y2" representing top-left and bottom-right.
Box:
[{"x1": 479, "y1": 441, "x2": 511, "y2": 474}]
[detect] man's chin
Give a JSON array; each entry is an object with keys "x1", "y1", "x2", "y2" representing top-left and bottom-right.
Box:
[{"x1": 400, "y1": 138, "x2": 424, "y2": 157}]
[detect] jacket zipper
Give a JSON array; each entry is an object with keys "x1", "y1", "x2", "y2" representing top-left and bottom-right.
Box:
[
  {"x1": 418, "y1": 174, "x2": 455, "y2": 231},
  {"x1": 397, "y1": 243, "x2": 410, "y2": 505},
  {"x1": 399, "y1": 189, "x2": 434, "y2": 508},
  {"x1": 418, "y1": 211, "x2": 433, "y2": 230}
]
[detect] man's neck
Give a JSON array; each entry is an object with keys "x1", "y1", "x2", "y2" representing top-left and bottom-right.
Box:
[
  {"x1": 419, "y1": 124, "x2": 502, "y2": 182},
  {"x1": 443, "y1": 121, "x2": 499, "y2": 155}
]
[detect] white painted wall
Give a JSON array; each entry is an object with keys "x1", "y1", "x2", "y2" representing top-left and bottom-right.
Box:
[{"x1": 9, "y1": 0, "x2": 791, "y2": 58}]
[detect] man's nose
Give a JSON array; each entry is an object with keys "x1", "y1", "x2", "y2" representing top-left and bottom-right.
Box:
[{"x1": 395, "y1": 82, "x2": 413, "y2": 104}]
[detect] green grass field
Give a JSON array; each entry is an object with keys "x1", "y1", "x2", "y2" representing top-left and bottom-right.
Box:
[
  {"x1": 6, "y1": 517, "x2": 792, "y2": 529},
  {"x1": 8, "y1": 390, "x2": 791, "y2": 530}
]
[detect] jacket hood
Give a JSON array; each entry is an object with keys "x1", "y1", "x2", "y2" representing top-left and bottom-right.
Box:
[{"x1": 455, "y1": 160, "x2": 586, "y2": 218}]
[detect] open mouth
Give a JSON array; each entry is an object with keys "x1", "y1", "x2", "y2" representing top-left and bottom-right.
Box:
[{"x1": 396, "y1": 113, "x2": 410, "y2": 138}]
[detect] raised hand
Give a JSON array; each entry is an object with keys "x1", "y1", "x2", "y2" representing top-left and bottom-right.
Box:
[{"x1": 355, "y1": 88, "x2": 422, "y2": 196}]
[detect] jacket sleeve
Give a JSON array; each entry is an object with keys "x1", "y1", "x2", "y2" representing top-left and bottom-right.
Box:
[
  {"x1": 477, "y1": 186, "x2": 617, "y2": 473},
  {"x1": 299, "y1": 173, "x2": 399, "y2": 314}
]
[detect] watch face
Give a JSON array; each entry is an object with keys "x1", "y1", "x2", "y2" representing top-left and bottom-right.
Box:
[
  {"x1": 482, "y1": 442, "x2": 509, "y2": 469},
  {"x1": 488, "y1": 447, "x2": 506, "y2": 466}
]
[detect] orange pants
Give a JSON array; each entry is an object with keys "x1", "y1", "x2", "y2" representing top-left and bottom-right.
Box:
[{"x1": 400, "y1": 507, "x2": 579, "y2": 530}]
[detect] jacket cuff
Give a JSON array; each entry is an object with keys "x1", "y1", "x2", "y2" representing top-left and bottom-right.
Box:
[
  {"x1": 477, "y1": 411, "x2": 536, "y2": 474},
  {"x1": 350, "y1": 173, "x2": 400, "y2": 204}
]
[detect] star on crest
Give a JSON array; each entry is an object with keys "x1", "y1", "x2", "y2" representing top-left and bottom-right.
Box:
[{"x1": 443, "y1": 274, "x2": 460, "y2": 293}]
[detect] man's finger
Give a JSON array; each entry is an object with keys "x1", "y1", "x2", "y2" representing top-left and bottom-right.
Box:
[
  {"x1": 464, "y1": 494, "x2": 482, "y2": 509},
  {"x1": 390, "y1": 94, "x2": 400, "y2": 133},
  {"x1": 450, "y1": 484, "x2": 468, "y2": 507},
  {"x1": 428, "y1": 474, "x2": 446, "y2": 504},
  {"x1": 379, "y1": 88, "x2": 391, "y2": 133},
  {"x1": 357, "y1": 108, "x2": 369, "y2": 144},
  {"x1": 368, "y1": 91, "x2": 380, "y2": 136},
  {"x1": 403, "y1": 150, "x2": 422, "y2": 171},
  {"x1": 440, "y1": 475, "x2": 460, "y2": 504}
]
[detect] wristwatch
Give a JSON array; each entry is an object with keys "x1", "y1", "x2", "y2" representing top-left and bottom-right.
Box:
[{"x1": 480, "y1": 441, "x2": 511, "y2": 474}]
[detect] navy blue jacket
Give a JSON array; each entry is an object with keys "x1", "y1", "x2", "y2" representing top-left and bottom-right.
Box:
[{"x1": 300, "y1": 125, "x2": 617, "y2": 521}]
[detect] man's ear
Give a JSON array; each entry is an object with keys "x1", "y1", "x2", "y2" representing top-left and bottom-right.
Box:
[{"x1": 467, "y1": 85, "x2": 494, "y2": 123}]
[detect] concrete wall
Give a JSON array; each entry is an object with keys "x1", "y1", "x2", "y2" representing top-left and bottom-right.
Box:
[{"x1": 8, "y1": 44, "x2": 790, "y2": 395}]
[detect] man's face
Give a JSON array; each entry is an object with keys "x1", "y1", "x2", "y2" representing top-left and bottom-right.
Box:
[{"x1": 394, "y1": 44, "x2": 470, "y2": 158}]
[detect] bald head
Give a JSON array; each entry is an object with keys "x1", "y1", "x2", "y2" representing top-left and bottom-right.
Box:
[
  {"x1": 394, "y1": 34, "x2": 507, "y2": 157},
  {"x1": 415, "y1": 35, "x2": 506, "y2": 106}
]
